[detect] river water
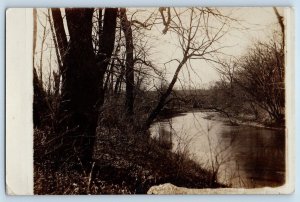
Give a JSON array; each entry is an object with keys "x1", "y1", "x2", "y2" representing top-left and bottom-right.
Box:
[{"x1": 150, "y1": 111, "x2": 285, "y2": 188}]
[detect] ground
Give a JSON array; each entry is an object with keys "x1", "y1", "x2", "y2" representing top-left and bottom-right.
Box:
[{"x1": 34, "y1": 123, "x2": 225, "y2": 194}]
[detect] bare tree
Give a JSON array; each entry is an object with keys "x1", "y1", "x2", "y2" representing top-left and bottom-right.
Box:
[
  {"x1": 234, "y1": 39, "x2": 285, "y2": 123},
  {"x1": 97, "y1": 8, "x2": 118, "y2": 106},
  {"x1": 51, "y1": 8, "x2": 68, "y2": 98},
  {"x1": 48, "y1": 8, "x2": 118, "y2": 162},
  {"x1": 120, "y1": 8, "x2": 135, "y2": 116},
  {"x1": 38, "y1": 17, "x2": 47, "y2": 84},
  {"x1": 143, "y1": 8, "x2": 231, "y2": 129}
]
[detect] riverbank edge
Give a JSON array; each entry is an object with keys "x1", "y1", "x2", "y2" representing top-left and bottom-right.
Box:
[
  {"x1": 158, "y1": 108, "x2": 285, "y2": 131},
  {"x1": 202, "y1": 110, "x2": 285, "y2": 131}
]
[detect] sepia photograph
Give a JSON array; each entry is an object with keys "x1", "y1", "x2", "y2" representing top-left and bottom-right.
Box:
[{"x1": 6, "y1": 7, "x2": 294, "y2": 195}]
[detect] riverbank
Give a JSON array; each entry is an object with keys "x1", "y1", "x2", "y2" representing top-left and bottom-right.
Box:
[
  {"x1": 200, "y1": 110, "x2": 285, "y2": 131},
  {"x1": 158, "y1": 107, "x2": 285, "y2": 130},
  {"x1": 34, "y1": 122, "x2": 225, "y2": 194}
]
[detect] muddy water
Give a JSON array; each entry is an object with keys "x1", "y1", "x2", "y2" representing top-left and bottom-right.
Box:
[{"x1": 150, "y1": 111, "x2": 285, "y2": 188}]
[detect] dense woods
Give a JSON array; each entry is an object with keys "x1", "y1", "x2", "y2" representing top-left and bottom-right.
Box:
[{"x1": 33, "y1": 7, "x2": 285, "y2": 194}]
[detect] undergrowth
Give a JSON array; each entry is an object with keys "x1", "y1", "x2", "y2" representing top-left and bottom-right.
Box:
[{"x1": 34, "y1": 101, "x2": 225, "y2": 194}]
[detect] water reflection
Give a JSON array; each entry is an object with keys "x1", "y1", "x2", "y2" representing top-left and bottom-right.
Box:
[
  {"x1": 150, "y1": 111, "x2": 285, "y2": 188},
  {"x1": 157, "y1": 124, "x2": 173, "y2": 150}
]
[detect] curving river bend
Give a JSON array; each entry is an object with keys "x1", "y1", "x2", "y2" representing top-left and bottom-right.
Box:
[{"x1": 150, "y1": 111, "x2": 285, "y2": 188}]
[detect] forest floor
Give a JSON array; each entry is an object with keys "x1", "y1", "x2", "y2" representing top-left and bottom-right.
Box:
[{"x1": 34, "y1": 124, "x2": 225, "y2": 194}]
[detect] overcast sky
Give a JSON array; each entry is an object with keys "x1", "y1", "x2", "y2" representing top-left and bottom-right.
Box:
[{"x1": 134, "y1": 7, "x2": 284, "y2": 89}]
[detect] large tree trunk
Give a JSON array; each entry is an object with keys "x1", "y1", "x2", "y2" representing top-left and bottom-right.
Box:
[
  {"x1": 50, "y1": 8, "x2": 99, "y2": 163},
  {"x1": 62, "y1": 8, "x2": 98, "y2": 162},
  {"x1": 120, "y1": 8, "x2": 135, "y2": 116},
  {"x1": 50, "y1": 8, "x2": 118, "y2": 163}
]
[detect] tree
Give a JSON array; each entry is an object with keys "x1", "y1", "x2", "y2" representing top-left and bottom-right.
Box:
[
  {"x1": 120, "y1": 8, "x2": 135, "y2": 116},
  {"x1": 49, "y1": 8, "x2": 118, "y2": 162},
  {"x1": 58, "y1": 8, "x2": 98, "y2": 161},
  {"x1": 212, "y1": 8, "x2": 285, "y2": 124},
  {"x1": 51, "y1": 8, "x2": 68, "y2": 86},
  {"x1": 143, "y1": 8, "x2": 231, "y2": 129},
  {"x1": 234, "y1": 39, "x2": 285, "y2": 124},
  {"x1": 97, "y1": 8, "x2": 118, "y2": 106}
]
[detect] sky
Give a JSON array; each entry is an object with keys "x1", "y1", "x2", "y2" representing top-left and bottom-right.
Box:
[
  {"x1": 132, "y1": 7, "x2": 284, "y2": 89},
  {"x1": 34, "y1": 7, "x2": 284, "y2": 90}
]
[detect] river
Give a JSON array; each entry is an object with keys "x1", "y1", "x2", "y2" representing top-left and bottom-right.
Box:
[{"x1": 150, "y1": 111, "x2": 285, "y2": 188}]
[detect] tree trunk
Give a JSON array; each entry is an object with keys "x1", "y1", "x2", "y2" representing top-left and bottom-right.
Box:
[
  {"x1": 97, "y1": 8, "x2": 118, "y2": 106},
  {"x1": 120, "y1": 8, "x2": 135, "y2": 116},
  {"x1": 49, "y1": 8, "x2": 99, "y2": 163},
  {"x1": 114, "y1": 63, "x2": 125, "y2": 94},
  {"x1": 39, "y1": 22, "x2": 47, "y2": 85},
  {"x1": 50, "y1": 8, "x2": 118, "y2": 163},
  {"x1": 97, "y1": 8, "x2": 103, "y2": 55},
  {"x1": 143, "y1": 57, "x2": 188, "y2": 130},
  {"x1": 48, "y1": 9, "x2": 63, "y2": 72},
  {"x1": 51, "y1": 9, "x2": 68, "y2": 58},
  {"x1": 51, "y1": 9, "x2": 68, "y2": 94},
  {"x1": 64, "y1": 8, "x2": 99, "y2": 162}
]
